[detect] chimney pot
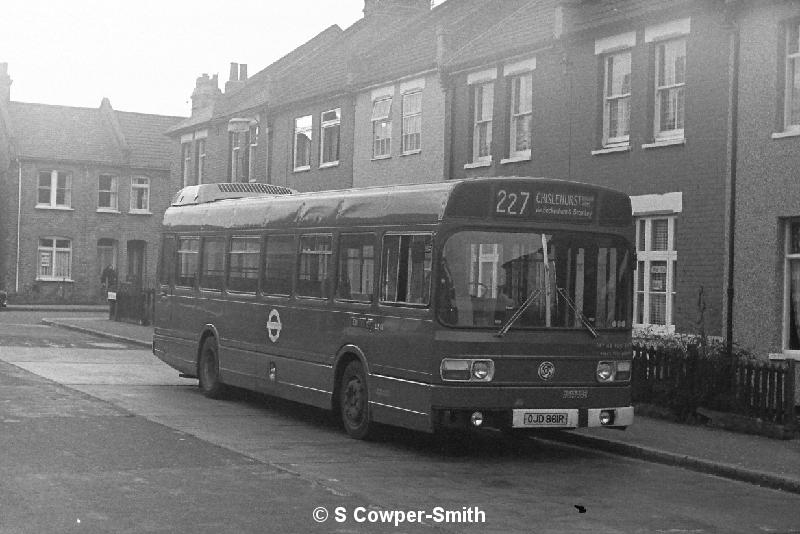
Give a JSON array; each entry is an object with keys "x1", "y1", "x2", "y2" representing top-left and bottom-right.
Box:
[
  {"x1": 229, "y1": 62, "x2": 239, "y2": 82},
  {"x1": 239, "y1": 64, "x2": 248, "y2": 81}
]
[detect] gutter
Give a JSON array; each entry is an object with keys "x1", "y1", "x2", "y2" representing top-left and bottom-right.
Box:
[
  {"x1": 725, "y1": 6, "x2": 741, "y2": 352},
  {"x1": 15, "y1": 158, "x2": 21, "y2": 292}
]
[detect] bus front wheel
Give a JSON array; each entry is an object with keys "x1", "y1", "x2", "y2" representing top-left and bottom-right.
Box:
[
  {"x1": 198, "y1": 337, "x2": 227, "y2": 399},
  {"x1": 339, "y1": 360, "x2": 372, "y2": 440}
]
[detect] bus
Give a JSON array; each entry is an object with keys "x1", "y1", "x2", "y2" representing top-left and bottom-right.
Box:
[{"x1": 153, "y1": 177, "x2": 635, "y2": 439}]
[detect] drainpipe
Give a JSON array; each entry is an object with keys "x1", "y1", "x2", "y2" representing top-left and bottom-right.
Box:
[
  {"x1": 15, "y1": 158, "x2": 21, "y2": 292},
  {"x1": 725, "y1": 11, "x2": 740, "y2": 355}
]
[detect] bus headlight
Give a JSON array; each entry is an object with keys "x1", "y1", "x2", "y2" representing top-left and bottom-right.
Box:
[
  {"x1": 471, "y1": 360, "x2": 494, "y2": 381},
  {"x1": 596, "y1": 362, "x2": 615, "y2": 382},
  {"x1": 596, "y1": 361, "x2": 632, "y2": 383},
  {"x1": 441, "y1": 359, "x2": 494, "y2": 382}
]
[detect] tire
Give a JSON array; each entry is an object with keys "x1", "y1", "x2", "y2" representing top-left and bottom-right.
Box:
[
  {"x1": 339, "y1": 360, "x2": 372, "y2": 440},
  {"x1": 198, "y1": 336, "x2": 227, "y2": 399}
]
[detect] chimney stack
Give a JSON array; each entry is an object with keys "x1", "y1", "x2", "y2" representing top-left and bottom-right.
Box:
[
  {"x1": 0, "y1": 63, "x2": 12, "y2": 103},
  {"x1": 225, "y1": 61, "x2": 247, "y2": 93},
  {"x1": 191, "y1": 73, "x2": 221, "y2": 115}
]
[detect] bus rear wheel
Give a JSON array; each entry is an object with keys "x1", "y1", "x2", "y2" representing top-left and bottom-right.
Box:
[
  {"x1": 198, "y1": 337, "x2": 227, "y2": 399},
  {"x1": 339, "y1": 360, "x2": 372, "y2": 440}
]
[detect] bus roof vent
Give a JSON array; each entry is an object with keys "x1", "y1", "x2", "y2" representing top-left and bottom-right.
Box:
[{"x1": 171, "y1": 183, "x2": 295, "y2": 206}]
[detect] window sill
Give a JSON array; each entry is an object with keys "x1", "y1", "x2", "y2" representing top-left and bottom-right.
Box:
[
  {"x1": 293, "y1": 166, "x2": 311, "y2": 173},
  {"x1": 319, "y1": 161, "x2": 339, "y2": 169},
  {"x1": 500, "y1": 154, "x2": 531, "y2": 165},
  {"x1": 401, "y1": 149, "x2": 421, "y2": 157},
  {"x1": 642, "y1": 138, "x2": 685, "y2": 149},
  {"x1": 591, "y1": 145, "x2": 631, "y2": 156},
  {"x1": 129, "y1": 210, "x2": 152, "y2": 215},
  {"x1": 769, "y1": 351, "x2": 800, "y2": 361},
  {"x1": 771, "y1": 130, "x2": 800, "y2": 140},
  {"x1": 633, "y1": 324, "x2": 676, "y2": 335},
  {"x1": 36, "y1": 277, "x2": 75, "y2": 283},
  {"x1": 35, "y1": 205, "x2": 73, "y2": 211},
  {"x1": 464, "y1": 159, "x2": 492, "y2": 169},
  {"x1": 97, "y1": 208, "x2": 121, "y2": 214},
  {"x1": 371, "y1": 155, "x2": 391, "y2": 161}
]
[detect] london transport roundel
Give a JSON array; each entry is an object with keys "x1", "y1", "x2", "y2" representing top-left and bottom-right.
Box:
[
  {"x1": 267, "y1": 309, "x2": 282, "y2": 343},
  {"x1": 538, "y1": 361, "x2": 555, "y2": 381}
]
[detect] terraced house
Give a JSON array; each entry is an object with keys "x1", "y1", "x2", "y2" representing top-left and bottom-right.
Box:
[
  {"x1": 0, "y1": 63, "x2": 183, "y2": 302},
  {"x1": 168, "y1": 0, "x2": 799, "y2": 358}
]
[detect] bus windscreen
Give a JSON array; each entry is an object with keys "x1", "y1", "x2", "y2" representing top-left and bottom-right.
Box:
[{"x1": 438, "y1": 230, "x2": 632, "y2": 331}]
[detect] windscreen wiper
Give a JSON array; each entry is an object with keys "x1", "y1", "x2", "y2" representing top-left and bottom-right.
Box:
[
  {"x1": 555, "y1": 287, "x2": 598, "y2": 338},
  {"x1": 496, "y1": 287, "x2": 542, "y2": 337}
]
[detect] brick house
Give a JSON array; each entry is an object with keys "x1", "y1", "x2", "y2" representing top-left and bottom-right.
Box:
[
  {"x1": 349, "y1": 0, "x2": 530, "y2": 188},
  {"x1": 0, "y1": 64, "x2": 183, "y2": 302},
  {"x1": 732, "y1": 0, "x2": 800, "y2": 359},
  {"x1": 442, "y1": 0, "x2": 736, "y2": 338}
]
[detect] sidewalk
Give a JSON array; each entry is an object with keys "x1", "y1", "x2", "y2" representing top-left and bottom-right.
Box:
[{"x1": 41, "y1": 314, "x2": 800, "y2": 495}]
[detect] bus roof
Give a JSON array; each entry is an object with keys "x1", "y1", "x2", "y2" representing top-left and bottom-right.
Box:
[{"x1": 161, "y1": 177, "x2": 632, "y2": 231}]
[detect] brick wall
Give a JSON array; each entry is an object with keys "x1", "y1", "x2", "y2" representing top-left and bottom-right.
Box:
[
  {"x1": 10, "y1": 160, "x2": 173, "y2": 302},
  {"x1": 448, "y1": 6, "x2": 733, "y2": 336}
]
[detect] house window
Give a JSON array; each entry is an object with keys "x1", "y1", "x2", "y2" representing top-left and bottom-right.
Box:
[
  {"x1": 176, "y1": 236, "x2": 199, "y2": 287},
  {"x1": 508, "y1": 73, "x2": 532, "y2": 158},
  {"x1": 293, "y1": 115, "x2": 312, "y2": 171},
  {"x1": 195, "y1": 139, "x2": 206, "y2": 184},
  {"x1": 784, "y1": 22, "x2": 800, "y2": 132},
  {"x1": 401, "y1": 91, "x2": 422, "y2": 154},
  {"x1": 381, "y1": 234, "x2": 432, "y2": 305},
  {"x1": 230, "y1": 132, "x2": 245, "y2": 181},
  {"x1": 654, "y1": 39, "x2": 686, "y2": 141},
  {"x1": 320, "y1": 108, "x2": 341, "y2": 166},
  {"x1": 37, "y1": 170, "x2": 71, "y2": 208},
  {"x1": 783, "y1": 220, "x2": 800, "y2": 352},
  {"x1": 228, "y1": 236, "x2": 260, "y2": 293},
  {"x1": 181, "y1": 142, "x2": 192, "y2": 187},
  {"x1": 472, "y1": 82, "x2": 494, "y2": 163},
  {"x1": 634, "y1": 217, "x2": 677, "y2": 331},
  {"x1": 298, "y1": 234, "x2": 332, "y2": 298},
  {"x1": 338, "y1": 234, "x2": 375, "y2": 302},
  {"x1": 98, "y1": 174, "x2": 118, "y2": 211},
  {"x1": 371, "y1": 96, "x2": 392, "y2": 158},
  {"x1": 130, "y1": 177, "x2": 150, "y2": 212},
  {"x1": 37, "y1": 238, "x2": 72, "y2": 280},
  {"x1": 248, "y1": 124, "x2": 258, "y2": 182},
  {"x1": 603, "y1": 51, "x2": 632, "y2": 147}
]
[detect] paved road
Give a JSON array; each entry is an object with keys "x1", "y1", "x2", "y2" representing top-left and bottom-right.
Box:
[{"x1": 1, "y1": 311, "x2": 799, "y2": 533}]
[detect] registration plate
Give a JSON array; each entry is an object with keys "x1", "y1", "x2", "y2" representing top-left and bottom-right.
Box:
[{"x1": 512, "y1": 409, "x2": 578, "y2": 428}]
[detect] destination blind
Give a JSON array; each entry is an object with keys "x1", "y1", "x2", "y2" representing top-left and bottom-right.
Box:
[{"x1": 494, "y1": 185, "x2": 596, "y2": 222}]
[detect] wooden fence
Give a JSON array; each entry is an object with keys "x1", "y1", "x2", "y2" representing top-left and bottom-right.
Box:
[
  {"x1": 631, "y1": 343, "x2": 797, "y2": 427},
  {"x1": 110, "y1": 285, "x2": 155, "y2": 326}
]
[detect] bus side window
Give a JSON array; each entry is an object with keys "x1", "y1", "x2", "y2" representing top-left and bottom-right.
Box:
[
  {"x1": 200, "y1": 236, "x2": 226, "y2": 291},
  {"x1": 381, "y1": 234, "x2": 432, "y2": 305},
  {"x1": 158, "y1": 235, "x2": 176, "y2": 287},
  {"x1": 227, "y1": 235, "x2": 260, "y2": 293},
  {"x1": 176, "y1": 236, "x2": 200, "y2": 288},
  {"x1": 263, "y1": 235, "x2": 295, "y2": 296},
  {"x1": 298, "y1": 234, "x2": 332, "y2": 298},
  {"x1": 338, "y1": 234, "x2": 375, "y2": 302}
]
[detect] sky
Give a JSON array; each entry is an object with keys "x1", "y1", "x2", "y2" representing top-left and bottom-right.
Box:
[{"x1": 0, "y1": 0, "x2": 371, "y2": 117}]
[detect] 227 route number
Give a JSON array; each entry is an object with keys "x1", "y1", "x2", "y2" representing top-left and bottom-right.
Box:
[{"x1": 495, "y1": 189, "x2": 531, "y2": 216}]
